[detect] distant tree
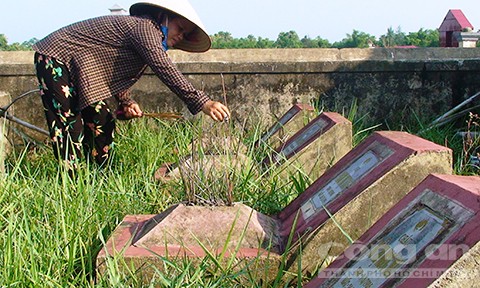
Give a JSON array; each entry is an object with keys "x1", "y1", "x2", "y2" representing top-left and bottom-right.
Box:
[
  {"x1": 239, "y1": 35, "x2": 258, "y2": 48},
  {"x1": 300, "y1": 36, "x2": 317, "y2": 48},
  {"x1": 314, "y1": 36, "x2": 331, "y2": 48},
  {"x1": 256, "y1": 37, "x2": 275, "y2": 48},
  {"x1": 301, "y1": 36, "x2": 331, "y2": 48},
  {"x1": 21, "y1": 38, "x2": 38, "y2": 49},
  {"x1": 207, "y1": 27, "x2": 441, "y2": 49},
  {"x1": 378, "y1": 26, "x2": 407, "y2": 47},
  {"x1": 0, "y1": 34, "x2": 8, "y2": 50},
  {"x1": 211, "y1": 32, "x2": 276, "y2": 49},
  {"x1": 5, "y1": 42, "x2": 32, "y2": 51},
  {"x1": 405, "y1": 28, "x2": 439, "y2": 47},
  {"x1": 211, "y1": 31, "x2": 235, "y2": 48},
  {"x1": 275, "y1": 31, "x2": 302, "y2": 48},
  {"x1": 333, "y1": 30, "x2": 376, "y2": 48},
  {"x1": 0, "y1": 35, "x2": 35, "y2": 51}
]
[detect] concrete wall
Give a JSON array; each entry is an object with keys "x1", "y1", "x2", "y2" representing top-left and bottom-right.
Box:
[{"x1": 1, "y1": 48, "x2": 480, "y2": 146}]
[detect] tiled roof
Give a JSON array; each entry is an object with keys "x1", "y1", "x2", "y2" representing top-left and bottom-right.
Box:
[{"x1": 439, "y1": 9, "x2": 474, "y2": 32}]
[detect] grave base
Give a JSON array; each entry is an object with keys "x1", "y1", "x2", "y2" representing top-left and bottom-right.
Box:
[
  {"x1": 429, "y1": 240, "x2": 480, "y2": 288},
  {"x1": 97, "y1": 203, "x2": 283, "y2": 284}
]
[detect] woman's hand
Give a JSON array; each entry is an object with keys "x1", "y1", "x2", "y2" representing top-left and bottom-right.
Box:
[
  {"x1": 116, "y1": 102, "x2": 143, "y2": 120},
  {"x1": 201, "y1": 100, "x2": 230, "y2": 122}
]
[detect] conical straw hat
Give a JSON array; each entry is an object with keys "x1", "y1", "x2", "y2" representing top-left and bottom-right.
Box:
[{"x1": 130, "y1": 0, "x2": 211, "y2": 52}]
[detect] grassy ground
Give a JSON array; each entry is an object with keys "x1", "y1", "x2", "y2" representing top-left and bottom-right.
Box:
[{"x1": 1, "y1": 110, "x2": 478, "y2": 287}]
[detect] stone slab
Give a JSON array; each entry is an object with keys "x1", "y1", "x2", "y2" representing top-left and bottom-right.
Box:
[
  {"x1": 97, "y1": 203, "x2": 282, "y2": 282},
  {"x1": 275, "y1": 131, "x2": 452, "y2": 274},
  {"x1": 255, "y1": 103, "x2": 316, "y2": 151},
  {"x1": 262, "y1": 112, "x2": 352, "y2": 179},
  {"x1": 305, "y1": 174, "x2": 480, "y2": 288}
]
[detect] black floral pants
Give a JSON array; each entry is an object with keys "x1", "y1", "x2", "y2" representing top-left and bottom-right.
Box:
[{"x1": 34, "y1": 52, "x2": 115, "y2": 168}]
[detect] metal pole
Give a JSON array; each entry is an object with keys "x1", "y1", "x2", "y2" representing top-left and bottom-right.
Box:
[
  {"x1": 430, "y1": 91, "x2": 480, "y2": 127},
  {"x1": 1, "y1": 111, "x2": 49, "y2": 136}
]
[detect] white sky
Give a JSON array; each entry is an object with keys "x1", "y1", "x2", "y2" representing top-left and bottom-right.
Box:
[{"x1": 1, "y1": 0, "x2": 479, "y2": 43}]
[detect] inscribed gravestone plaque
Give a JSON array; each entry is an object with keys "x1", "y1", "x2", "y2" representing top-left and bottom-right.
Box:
[{"x1": 305, "y1": 174, "x2": 480, "y2": 288}]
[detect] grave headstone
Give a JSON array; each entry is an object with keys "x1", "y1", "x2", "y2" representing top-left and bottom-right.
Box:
[
  {"x1": 255, "y1": 103, "x2": 316, "y2": 150},
  {"x1": 262, "y1": 112, "x2": 352, "y2": 180},
  {"x1": 304, "y1": 174, "x2": 480, "y2": 288},
  {"x1": 276, "y1": 131, "x2": 452, "y2": 274}
]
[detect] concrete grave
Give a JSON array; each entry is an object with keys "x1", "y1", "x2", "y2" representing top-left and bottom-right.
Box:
[
  {"x1": 262, "y1": 112, "x2": 352, "y2": 180},
  {"x1": 97, "y1": 131, "x2": 452, "y2": 283},
  {"x1": 154, "y1": 153, "x2": 253, "y2": 183},
  {"x1": 276, "y1": 131, "x2": 452, "y2": 274},
  {"x1": 255, "y1": 103, "x2": 316, "y2": 151},
  {"x1": 305, "y1": 174, "x2": 480, "y2": 288},
  {"x1": 97, "y1": 203, "x2": 282, "y2": 283},
  {"x1": 156, "y1": 109, "x2": 350, "y2": 183},
  {"x1": 155, "y1": 115, "x2": 250, "y2": 183}
]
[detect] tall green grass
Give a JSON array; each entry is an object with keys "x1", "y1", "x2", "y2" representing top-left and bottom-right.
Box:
[
  {"x1": 0, "y1": 116, "x2": 309, "y2": 287},
  {"x1": 1, "y1": 108, "x2": 478, "y2": 287}
]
